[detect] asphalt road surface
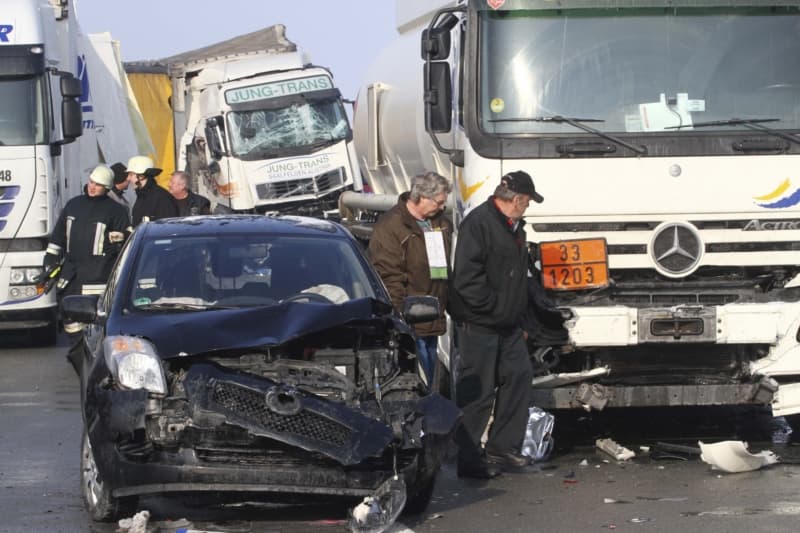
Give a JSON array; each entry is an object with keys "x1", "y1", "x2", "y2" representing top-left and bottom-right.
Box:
[{"x1": 3, "y1": 331, "x2": 800, "y2": 533}]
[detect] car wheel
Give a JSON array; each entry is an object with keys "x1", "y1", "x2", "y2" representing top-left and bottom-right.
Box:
[
  {"x1": 403, "y1": 473, "x2": 436, "y2": 515},
  {"x1": 80, "y1": 429, "x2": 137, "y2": 521}
]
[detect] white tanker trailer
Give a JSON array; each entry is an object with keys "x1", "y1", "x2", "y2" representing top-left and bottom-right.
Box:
[{"x1": 344, "y1": 0, "x2": 800, "y2": 418}]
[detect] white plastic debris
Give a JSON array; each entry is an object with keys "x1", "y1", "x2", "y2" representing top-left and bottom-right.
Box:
[
  {"x1": 698, "y1": 440, "x2": 778, "y2": 473},
  {"x1": 521, "y1": 406, "x2": 555, "y2": 461},
  {"x1": 596, "y1": 438, "x2": 635, "y2": 461},
  {"x1": 117, "y1": 510, "x2": 149, "y2": 533}
]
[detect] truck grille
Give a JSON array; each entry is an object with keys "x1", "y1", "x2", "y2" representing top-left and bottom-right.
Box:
[
  {"x1": 210, "y1": 380, "x2": 351, "y2": 447},
  {"x1": 256, "y1": 167, "x2": 345, "y2": 200}
]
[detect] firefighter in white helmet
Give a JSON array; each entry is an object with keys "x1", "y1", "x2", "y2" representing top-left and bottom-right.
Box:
[{"x1": 42, "y1": 164, "x2": 131, "y2": 349}]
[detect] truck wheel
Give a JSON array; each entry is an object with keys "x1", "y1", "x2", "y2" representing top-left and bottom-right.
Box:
[{"x1": 80, "y1": 429, "x2": 137, "y2": 521}]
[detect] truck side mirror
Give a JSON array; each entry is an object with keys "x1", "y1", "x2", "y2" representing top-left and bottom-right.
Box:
[
  {"x1": 61, "y1": 98, "x2": 82, "y2": 140},
  {"x1": 421, "y1": 27, "x2": 452, "y2": 61},
  {"x1": 421, "y1": 13, "x2": 459, "y2": 60},
  {"x1": 424, "y1": 62, "x2": 452, "y2": 133},
  {"x1": 60, "y1": 75, "x2": 82, "y2": 98},
  {"x1": 205, "y1": 117, "x2": 226, "y2": 160}
]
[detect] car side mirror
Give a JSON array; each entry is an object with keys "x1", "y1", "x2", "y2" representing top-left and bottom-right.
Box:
[
  {"x1": 402, "y1": 295, "x2": 440, "y2": 324},
  {"x1": 61, "y1": 294, "x2": 100, "y2": 324}
]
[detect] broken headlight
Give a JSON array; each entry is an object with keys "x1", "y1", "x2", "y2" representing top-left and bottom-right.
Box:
[{"x1": 103, "y1": 336, "x2": 167, "y2": 394}]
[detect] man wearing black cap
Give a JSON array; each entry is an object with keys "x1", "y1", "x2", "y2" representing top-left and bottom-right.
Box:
[
  {"x1": 449, "y1": 170, "x2": 543, "y2": 479},
  {"x1": 107, "y1": 162, "x2": 132, "y2": 214}
]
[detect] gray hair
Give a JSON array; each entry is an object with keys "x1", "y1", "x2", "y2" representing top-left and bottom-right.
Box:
[
  {"x1": 494, "y1": 183, "x2": 517, "y2": 201},
  {"x1": 409, "y1": 171, "x2": 452, "y2": 202},
  {"x1": 171, "y1": 171, "x2": 190, "y2": 189}
]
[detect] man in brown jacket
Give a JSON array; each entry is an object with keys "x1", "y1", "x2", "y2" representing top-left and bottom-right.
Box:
[{"x1": 369, "y1": 171, "x2": 453, "y2": 384}]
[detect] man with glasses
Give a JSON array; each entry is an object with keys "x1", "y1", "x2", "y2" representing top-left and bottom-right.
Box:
[
  {"x1": 126, "y1": 155, "x2": 179, "y2": 226},
  {"x1": 449, "y1": 170, "x2": 544, "y2": 479},
  {"x1": 369, "y1": 171, "x2": 453, "y2": 385}
]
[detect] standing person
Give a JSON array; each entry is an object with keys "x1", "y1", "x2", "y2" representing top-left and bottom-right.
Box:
[
  {"x1": 448, "y1": 170, "x2": 544, "y2": 479},
  {"x1": 107, "y1": 162, "x2": 132, "y2": 215},
  {"x1": 168, "y1": 170, "x2": 211, "y2": 216},
  {"x1": 126, "y1": 155, "x2": 178, "y2": 225},
  {"x1": 369, "y1": 171, "x2": 453, "y2": 384},
  {"x1": 42, "y1": 164, "x2": 130, "y2": 344}
]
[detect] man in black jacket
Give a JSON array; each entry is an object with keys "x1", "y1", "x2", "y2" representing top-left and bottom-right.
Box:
[
  {"x1": 168, "y1": 170, "x2": 211, "y2": 216},
  {"x1": 126, "y1": 155, "x2": 179, "y2": 225},
  {"x1": 449, "y1": 170, "x2": 544, "y2": 479},
  {"x1": 43, "y1": 164, "x2": 131, "y2": 342}
]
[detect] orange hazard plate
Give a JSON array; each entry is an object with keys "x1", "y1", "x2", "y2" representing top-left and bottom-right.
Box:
[{"x1": 539, "y1": 238, "x2": 609, "y2": 291}]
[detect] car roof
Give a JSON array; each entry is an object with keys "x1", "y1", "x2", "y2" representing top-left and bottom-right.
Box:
[{"x1": 138, "y1": 215, "x2": 352, "y2": 239}]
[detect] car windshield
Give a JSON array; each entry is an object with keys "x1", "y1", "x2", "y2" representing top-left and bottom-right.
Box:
[
  {"x1": 478, "y1": 5, "x2": 800, "y2": 134},
  {"x1": 127, "y1": 233, "x2": 378, "y2": 310}
]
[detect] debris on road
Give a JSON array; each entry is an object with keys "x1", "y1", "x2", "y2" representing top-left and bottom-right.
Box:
[
  {"x1": 521, "y1": 406, "x2": 555, "y2": 462},
  {"x1": 117, "y1": 510, "x2": 149, "y2": 533},
  {"x1": 650, "y1": 441, "x2": 701, "y2": 461},
  {"x1": 349, "y1": 476, "x2": 407, "y2": 533},
  {"x1": 596, "y1": 438, "x2": 635, "y2": 461},
  {"x1": 698, "y1": 440, "x2": 778, "y2": 473},
  {"x1": 772, "y1": 416, "x2": 794, "y2": 444}
]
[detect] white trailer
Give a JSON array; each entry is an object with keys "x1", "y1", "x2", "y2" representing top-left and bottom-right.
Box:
[
  {"x1": 346, "y1": 0, "x2": 800, "y2": 416},
  {"x1": 0, "y1": 0, "x2": 143, "y2": 343}
]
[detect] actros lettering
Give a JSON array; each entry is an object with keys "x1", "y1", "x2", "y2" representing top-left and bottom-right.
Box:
[{"x1": 743, "y1": 219, "x2": 800, "y2": 231}]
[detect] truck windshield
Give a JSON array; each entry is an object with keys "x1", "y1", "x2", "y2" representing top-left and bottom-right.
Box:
[
  {"x1": 226, "y1": 94, "x2": 351, "y2": 160},
  {"x1": 0, "y1": 75, "x2": 47, "y2": 145},
  {"x1": 478, "y1": 6, "x2": 800, "y2": 135}
]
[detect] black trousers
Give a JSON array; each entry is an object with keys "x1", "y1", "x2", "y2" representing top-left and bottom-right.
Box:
[{"x1": 453, "y1": 323, "x2": 533, "y2": 463}]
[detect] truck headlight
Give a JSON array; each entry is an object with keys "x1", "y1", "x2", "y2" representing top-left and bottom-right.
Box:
[{"x1": 103, "y1": 336, "x2": 167, "y2": 394}]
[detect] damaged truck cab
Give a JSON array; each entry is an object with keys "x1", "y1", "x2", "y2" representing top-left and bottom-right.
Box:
[{"x1": 64, "y1": 215, "x2": 458, "y2": 522}]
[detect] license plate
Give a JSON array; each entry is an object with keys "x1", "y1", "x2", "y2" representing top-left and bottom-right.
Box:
[{"x1": 539, "y1": 238, "x2": 609, "y2": 291}]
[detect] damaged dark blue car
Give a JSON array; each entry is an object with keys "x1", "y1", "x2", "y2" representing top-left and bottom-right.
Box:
[{"x1": 62, "y1": 215, "x2": 460, "y2": 522}]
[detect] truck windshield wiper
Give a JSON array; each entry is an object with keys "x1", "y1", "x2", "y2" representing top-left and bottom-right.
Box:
[
  {"x1": 491, "y1": 115, "x2": 648, "y2": 155},
  {"x1": 667, "y1": 117, "x2": 800, "y2": 146}
]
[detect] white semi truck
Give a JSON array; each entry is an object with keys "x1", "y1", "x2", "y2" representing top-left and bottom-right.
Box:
[
  {"x1": 167, "y1": 25, "x2": 360, "y2": 216},
  {"x1": 0, "y1": 0, "x2": 145, "y2": 344},
  {"x1": 0, "y1": 0, "x2": 85, "y2": 343},
  {"x1": 345, "y1": 0, "x2": 800, "y2": 416}
]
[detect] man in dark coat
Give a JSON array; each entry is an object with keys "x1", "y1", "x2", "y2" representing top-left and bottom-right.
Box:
[
  {"x1": 107, "y1": 162, "x2": 132, "y2": 214},
  {"x1": 449, "y1": 170, "x2": 544, "y2": 479},
  {"x1": 43, "y1": 164, "x2": 130, "y2": 342},
  {"x1": 168, "y1": 170, "x2": 211, "y2": 216},
  {"x1": 126, "y1": 155, "x2": 179, "y2": 225},
  {"x1": 369, "y1": 171, "x2": 453, "y2": 384}
]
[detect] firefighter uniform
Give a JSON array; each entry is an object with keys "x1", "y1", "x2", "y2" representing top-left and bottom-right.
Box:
[{"x1": 43, "y1": 165, "x2": 130, "y2": 336}]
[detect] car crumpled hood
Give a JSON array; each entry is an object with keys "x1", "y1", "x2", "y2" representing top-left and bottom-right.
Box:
[{"x1": 113, "y1": 297, "x2": 405, "y2": 358}]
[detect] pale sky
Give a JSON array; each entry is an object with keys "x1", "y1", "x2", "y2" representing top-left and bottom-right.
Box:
[{"x1": 73, "y1": 0, "x2": 398, "y2": 101}]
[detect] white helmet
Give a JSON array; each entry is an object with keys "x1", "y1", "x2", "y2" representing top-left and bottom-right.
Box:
[
  {"x1": 88, "y1": 164, "x2": 113, "y2": 188},
  {"x1": 125, "y1": 155, "x2": 162, "y2": 177}
]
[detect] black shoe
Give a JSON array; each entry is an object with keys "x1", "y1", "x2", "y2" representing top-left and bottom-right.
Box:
[
  {"x1": 485, "y1": 450, "x2": 531, "y2": 471},
  {"x1": 457, "y1": 459, "x2": 502, "y2": 479}
]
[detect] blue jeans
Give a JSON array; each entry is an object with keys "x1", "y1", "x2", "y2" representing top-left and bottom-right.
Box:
[{"x1": 416, "y1": 336, "x2": 438, "y2": 384}]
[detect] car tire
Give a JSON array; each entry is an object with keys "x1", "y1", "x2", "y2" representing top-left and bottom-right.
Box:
[
  {"x1": 80, "y1": 428, "x2": 137, "y2": 522},
  {"x1": 403, "y1": 473, "x2": 436, "y2": 515}
]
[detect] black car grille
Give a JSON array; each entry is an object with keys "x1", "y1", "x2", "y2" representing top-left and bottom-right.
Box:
[{"x1": 210, "y1": 381, "x2": 351, "y2": 447}]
